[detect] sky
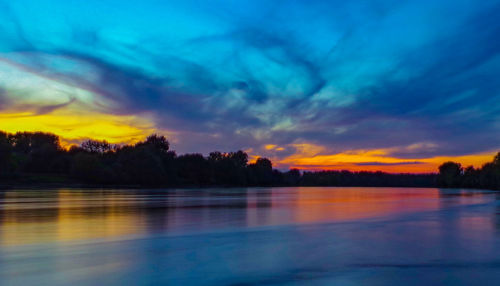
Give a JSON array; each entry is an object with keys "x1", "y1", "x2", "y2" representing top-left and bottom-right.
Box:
[{"x1": 0, "y1": 0, "x2": 499, "y2": 172}]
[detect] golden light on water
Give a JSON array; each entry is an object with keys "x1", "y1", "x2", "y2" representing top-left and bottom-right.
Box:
[{"x1": 0, "y1": 190, "x2": 149, "y2": 246}]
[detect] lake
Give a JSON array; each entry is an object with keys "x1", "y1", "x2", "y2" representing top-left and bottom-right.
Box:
[{"x1": 1, "y1": 187, "x2": 500, "y2": 285}]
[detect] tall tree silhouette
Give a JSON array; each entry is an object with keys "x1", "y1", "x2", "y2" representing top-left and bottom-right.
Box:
[{"x1": 437, "y1": 162, "x2": 463, "y2": 188}]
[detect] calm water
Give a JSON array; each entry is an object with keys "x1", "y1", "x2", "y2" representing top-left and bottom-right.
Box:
[{"x1": 1, "y1": 187, "x2": 500, "y2": 285}]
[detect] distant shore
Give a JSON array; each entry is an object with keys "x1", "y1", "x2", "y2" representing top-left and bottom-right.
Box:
[
  {"x1": 1, "y1": 131, "x2": 499, "y2": 190},
  {"x1": 0, "y1": 172, "x2": 439, "y2": 190}
]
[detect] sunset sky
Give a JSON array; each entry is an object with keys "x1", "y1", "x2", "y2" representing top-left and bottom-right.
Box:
[{"x1": 0, "y1": 0, "x2": 499, "y2": 172}]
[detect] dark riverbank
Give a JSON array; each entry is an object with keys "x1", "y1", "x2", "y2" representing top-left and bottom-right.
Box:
[
  {"x1": 1, "y1": 131, "x2": 499, "y2": 190},
  {"x1": 0, "y1": 172, "x2": 438, "y2": 190}
]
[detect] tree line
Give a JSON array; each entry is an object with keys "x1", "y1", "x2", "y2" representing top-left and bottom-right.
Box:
[
  {"x1": 436, "y1": 155, "x2": 500, "y2": 190},
  {"x1": 0, "y1": 131, "x2": 498, "y2": 189}
]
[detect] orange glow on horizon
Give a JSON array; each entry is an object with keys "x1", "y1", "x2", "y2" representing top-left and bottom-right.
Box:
[{"x1": 276, "y1": 143, "x2": 497, "y2": 173}]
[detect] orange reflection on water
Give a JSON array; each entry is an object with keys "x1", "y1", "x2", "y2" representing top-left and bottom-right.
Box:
[{"x1": 291, "y1": 187, "x2": 441, "y2": 223}]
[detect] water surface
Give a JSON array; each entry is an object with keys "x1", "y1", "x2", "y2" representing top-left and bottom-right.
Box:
[{"x1": 1, "y1": 187, "x2": 500, "y2": 285}]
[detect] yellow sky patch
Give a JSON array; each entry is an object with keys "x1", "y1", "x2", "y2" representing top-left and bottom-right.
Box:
[{"x1": 0, "y1": 109, "x2": 158, "y2": 146}]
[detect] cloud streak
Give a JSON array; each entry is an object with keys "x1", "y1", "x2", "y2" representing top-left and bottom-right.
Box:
[{"x1": 355, "y1": 162, "x2": 425, "y2": 166}]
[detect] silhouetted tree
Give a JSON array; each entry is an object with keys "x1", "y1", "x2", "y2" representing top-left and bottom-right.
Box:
[
  {"x1": 0, "y1": 131, "x2": 13, "y2": 175},
  {"x1": 494, "y1": 152, "x2": 500, "y2": 166},
  {"x1": 479, "y1": 159, "x2": 500, "y2": 190},
  {"x1": 176, "y1": 154, "x2": 210, "y2": 185},
  {"x1": 114, "y1": 144, "x2": 168, "y2": 185},
  {"x1": 437, "y1": 162, "x2": 463, "y2": 188},
  {"x1": 462, "y1": 166, "x2": 479, "y2": 188},
  {"x1": 71, "y1": 153, "x2": 112, "y2": 183},
  {"x1": 248, "y1": 157, "x2": 273, "y2": 185},
  {"x1": 434, "y1": 153, "x2": 500, "y2": 190},
  {"x1": 283, "y1": 169, "x2": 301, "y2": 185},
  {"x1": 81, "y1": 139, "x2": 113, "y2": 154},
  {"x1": 208, "y1": 150, "x2": 248, "y2": 185},
  {"x1": 136, "y1": 134, "x2": 170, "y2": 153},
  {"x1": 8, "y1": 132, "x2": 65, "y2": 173}
]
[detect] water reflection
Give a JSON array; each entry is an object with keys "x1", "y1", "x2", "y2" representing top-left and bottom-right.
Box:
[
  {"x1": 1, "y1": 187, "x2": 500, "y2": 285},
  {"x1": 1, "y1": 187, "x2": 498, "y2": 247}
]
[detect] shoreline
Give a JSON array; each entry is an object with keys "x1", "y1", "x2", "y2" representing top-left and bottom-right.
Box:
[{"x1": 0, "y1": 182, "x2": 468, "y2": 191}]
